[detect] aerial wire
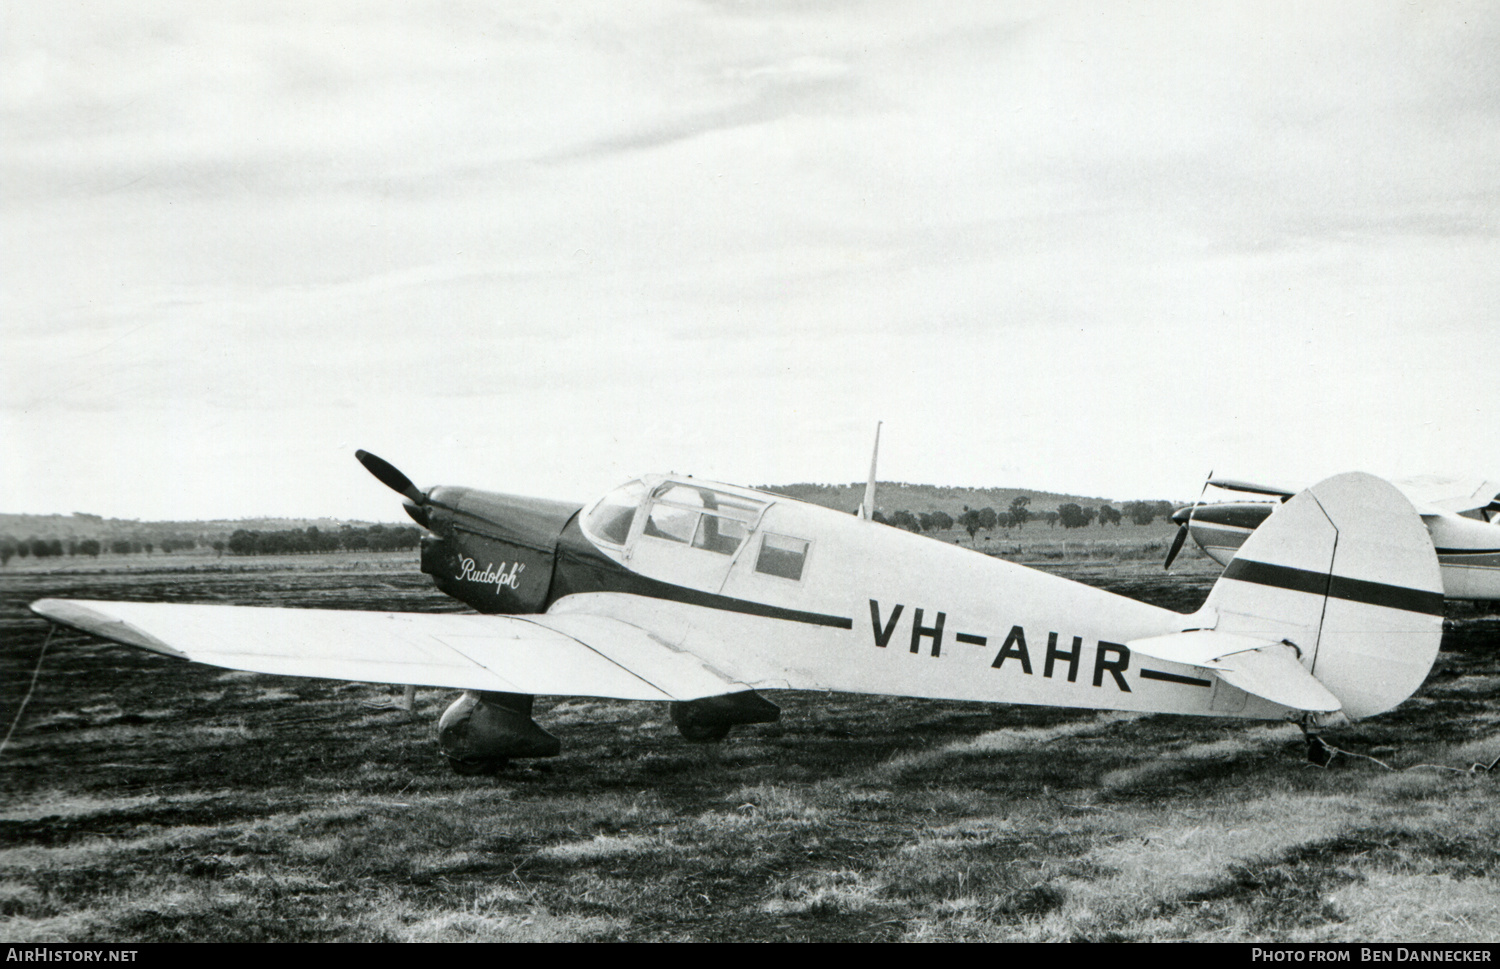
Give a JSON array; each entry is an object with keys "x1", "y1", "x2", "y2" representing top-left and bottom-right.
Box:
[{"x1": 1, "y1": 623, "x2": 54, "y2": 756}]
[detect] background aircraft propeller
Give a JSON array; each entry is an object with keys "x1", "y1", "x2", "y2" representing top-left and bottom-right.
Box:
[
  {"x1": 1164, "y1": 470, "x2": 1213, "y2": 570},
  {"x1": 355, "y1": 450, "x2": 432, "y2": 527}
]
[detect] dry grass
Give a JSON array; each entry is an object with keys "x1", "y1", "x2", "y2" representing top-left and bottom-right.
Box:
[{"x1": 3, "y1": 555, "x2": 1499, "y2": 941}]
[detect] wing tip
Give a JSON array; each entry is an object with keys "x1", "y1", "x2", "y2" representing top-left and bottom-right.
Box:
[{"x1": 29, "y1": 598, "x2": 187, "y2": 658}]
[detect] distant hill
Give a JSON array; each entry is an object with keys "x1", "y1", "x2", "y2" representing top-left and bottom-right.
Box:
[
  {"x1": 1, "y1": 481, "x2": 1182, "y2": 550},
  {"x1": 758, "y1": 481, "x2": 1131, "y2": 517}
]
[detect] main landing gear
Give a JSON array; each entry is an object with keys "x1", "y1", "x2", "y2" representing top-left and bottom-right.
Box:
[
  {"x1": 438, "y1": 691, "x2": 560, "y2": 775},
  {"x1": 436, "y1": 689, "x2": 781, "y2": 774},
  {"x1": 670, "y1": 691, "x2": 781, "y2": 742}
]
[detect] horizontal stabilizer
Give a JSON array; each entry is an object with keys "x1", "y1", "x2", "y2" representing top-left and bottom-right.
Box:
[
  {"x1": 1127, "y1": 629, "x2": 1277, "y2": 667},
  {"x1": 1126, "y1": 629, "x2": 1342, "y2": 713},
  {"x1": 1205, "y1": 644, "x2": 1341, "y2": 713},
  {"x1": 30, "y1": 599, "x2": 747, "y2": 703}
]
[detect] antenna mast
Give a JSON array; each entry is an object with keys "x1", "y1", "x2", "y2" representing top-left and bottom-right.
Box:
[{"x1": 858, "y1": 422, "x2": 882, "y2": 520}]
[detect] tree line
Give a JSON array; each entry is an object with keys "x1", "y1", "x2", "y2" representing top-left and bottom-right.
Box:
[
  {"x1": 1, "y1": 523, "x2": 422, "y2": 564},
  {"x1": 872, "y1": 497, "x2": 1176, "y2": 537},
  {"x1": 0, "y1": 536, "x2": 162, "y2": 564},
  {"x1": 224, "y1": 524, "x2": 420, "y2": 555}
]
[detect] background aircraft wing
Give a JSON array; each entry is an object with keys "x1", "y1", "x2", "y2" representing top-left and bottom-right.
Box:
[
  {"x1": 1213, "y1": 473, "x2": 1500, "y2": 519},
  {"x1": 1207, "y1": 476, "x2": 1297, "y2": 499},
  {"x1": 30, "y1": 599, "x2": 746, "y2": 702},
  {"x1": 1392, "y1": 475, "x2": 1500, "y2": 517}
]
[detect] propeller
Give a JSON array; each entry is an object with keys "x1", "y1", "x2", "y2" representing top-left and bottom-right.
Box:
[
  {"x1": 1164, "y1": 470, "x2": 1213, "y2": 570},
  {"x1": 355, "y1": 450, "x2": 431, "y2": 527}
]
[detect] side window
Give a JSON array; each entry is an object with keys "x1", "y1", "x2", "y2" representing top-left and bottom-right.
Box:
[
  {"x1": 756, "y1": 533, "x2": 809, "y2": 581},
  {"x1": 643, "y1": 484, "x2": 704, "y2": 544},
  {"x1": 643, "y1": 483, "x2": 768, "y2": 551},
  {"x1": 693, "y1": 514, "x2": 749, "y2": 555}
]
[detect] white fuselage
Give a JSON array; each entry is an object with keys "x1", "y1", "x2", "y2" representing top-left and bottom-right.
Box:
[{"x1": 562, "y1": 477, "x2": 1284, "y2": 720}]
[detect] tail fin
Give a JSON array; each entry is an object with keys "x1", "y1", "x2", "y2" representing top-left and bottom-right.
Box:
[{"x1": 1200, "y1": 471, "x2": 1444, "y2": 719}]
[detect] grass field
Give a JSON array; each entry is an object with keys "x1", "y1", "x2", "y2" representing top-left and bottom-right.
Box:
[{"x1": 3, "y1": 537, "x2": 1499, "y2": 942}]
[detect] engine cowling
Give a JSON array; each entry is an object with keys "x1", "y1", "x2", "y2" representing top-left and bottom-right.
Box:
[{"x1": 419, "y1": 486, "x2": 581, "y2": 614}]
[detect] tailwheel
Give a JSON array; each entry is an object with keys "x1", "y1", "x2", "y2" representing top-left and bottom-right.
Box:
[{"x1": 1300, "y1": 718, "x2": 1334, "y2": 767}]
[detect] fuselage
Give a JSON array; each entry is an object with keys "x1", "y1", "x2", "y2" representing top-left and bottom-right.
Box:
[
  {"x1": 415, "y1": 475, "x2": 1284, "y2": 719},
  {"x1": 1177, "y1": 501, "x2": 1500, "y2": 600}
]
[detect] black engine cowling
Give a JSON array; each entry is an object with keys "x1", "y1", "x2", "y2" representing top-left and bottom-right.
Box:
[{"x1": 419, "y1": 486, "x2": 581, "y2": 614}]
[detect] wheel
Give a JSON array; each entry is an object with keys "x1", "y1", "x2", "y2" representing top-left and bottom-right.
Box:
[{"x1": 448, "y1": 756, "x2": 508, "y2": 775}]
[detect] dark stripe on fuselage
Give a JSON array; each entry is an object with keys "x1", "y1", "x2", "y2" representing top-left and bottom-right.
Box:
[
  {"x1": 547, "y1": 518, "x2": 854, "y2": 629},
  {"x1": 1221, "y1": 558, "x2": 1444, "y2": 616},
  {"x1": 1138, "y1": 669, "x2": 1213, "y2": 688}
]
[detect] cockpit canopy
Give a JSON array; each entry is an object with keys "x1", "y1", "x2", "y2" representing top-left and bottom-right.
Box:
[
  {"x1": 583, "y1": 477, "x2": 768, "y2": 556},
  {"x1": 581, "y1": 476, "x2": 817, "y2": 588},
  {"x1": 641, "y1": 482, "x2": 766, "y2": 555}
]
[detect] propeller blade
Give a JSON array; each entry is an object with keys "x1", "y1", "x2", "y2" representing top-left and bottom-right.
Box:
[
  {"x1": 1164, "y1": 523, "x2": 1189, "y2": 570},
  {"x1": 355, "y1": 450, "x2": 426, "y2": 505},
  {"x1": 1165, "y1": 469, "x2": 1213, "y2": 570}
]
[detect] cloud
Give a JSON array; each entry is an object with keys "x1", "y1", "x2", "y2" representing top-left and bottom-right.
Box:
[
  {"x1": 540, "y1": 69, "x2": 856, "y2": 165},
  {"x1": 4, "y1": 3, "x2": 1499, "y2": 517}
]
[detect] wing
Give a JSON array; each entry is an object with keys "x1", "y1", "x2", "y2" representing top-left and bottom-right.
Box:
[
  {"x1": 1207, "y1": 476, "x2": 1297, "y2": 500},
  {"x1": 29, "y1": 599, "x2": 746, "y2": 702},
  {"x1": 1393, "y1": 475, "x2": 1500, "y2": 518},
  {"x1": 1214, "y1": 473, "x2": 1500, "y2": 519}
]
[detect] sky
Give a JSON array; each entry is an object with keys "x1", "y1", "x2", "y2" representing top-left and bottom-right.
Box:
[{"x1": 3, "y1": 1, "x2": 1497, "y2": 522}]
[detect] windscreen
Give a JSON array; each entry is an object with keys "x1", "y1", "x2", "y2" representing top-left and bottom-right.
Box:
[{"x1": 582, "y1": 480, "x2": 647, "y2": 546}]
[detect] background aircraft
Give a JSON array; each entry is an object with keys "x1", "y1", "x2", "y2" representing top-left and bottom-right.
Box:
[
  {"x1": 32, "y1": 453, "x2": 1446, "y2": 773},
  {"x1": 1165, "y1": 475, "x2": 1500, "y2": 601}
]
